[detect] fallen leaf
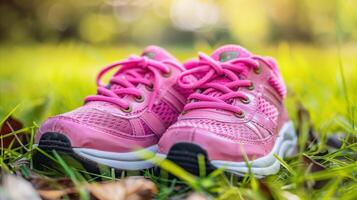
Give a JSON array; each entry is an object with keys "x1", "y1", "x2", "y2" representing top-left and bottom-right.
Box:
[
  {"x1": 303, "y1": 155, "x2": 326, "y2": 173},
  {"x1": 31, "y1": 176, "x2": 75, "y2": 191},
  {"x1": 89, "y1": 178, "x2": 157, "y2": 200},
  {"x1": 31, "y1": 176, "x2": 157, "y2": 200},
  {"x1": 303, "y1": 155, "x2": 328, "y2": 189},
  {"x1": 30, "y1": 175, "x2": 78, "y2": 199},
  {"x1": 89, "y1": 182, "x2": 126, "y2": 200},
  {"x1": 1, "y1": 174, "x2": 41, "y2": 200},
  {"x1": 0, "y1": 115, "x2": 24, "y2": 148},
  {"x1": 257, "y1": 180, "x2": 274, "y2": 200},
  {"x1": 186, "y1": 193, "x2": 210, "y2": 200},
  {"x1": 296, "y1": 103, "x2": 320, "y2": 151},
  {"x1": 38, "y1": 188, "x2": 77, "y2": 200}
]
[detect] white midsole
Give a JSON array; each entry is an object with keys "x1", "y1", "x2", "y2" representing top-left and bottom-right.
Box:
[
  {"x1": 73, "y1": 145, "x2": 157, "y2": 170},
  {"x1": 211, "y1": 121, "x2": 297, "y2": 177},
  {"x1": 157, "y1": 121, "x2": 297, "y2": 177}
]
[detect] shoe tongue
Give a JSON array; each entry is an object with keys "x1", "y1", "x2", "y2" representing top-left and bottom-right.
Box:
[
  {"x1": 201, "y1": 45, "x2": 253, "y2": 101},
  {"x1": 211, "y1": 45, "x2": 252, "y2": 62},
  {"x1": 141, "y1": 45, "x2": 177, "y2": 61}
]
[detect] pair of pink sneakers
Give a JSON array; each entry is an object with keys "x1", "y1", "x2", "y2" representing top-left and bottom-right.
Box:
[{"x1": 34, "y1": 45, "x2": 297, "y2": 177}]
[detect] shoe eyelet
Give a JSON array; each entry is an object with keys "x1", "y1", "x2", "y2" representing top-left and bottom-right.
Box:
[
  {"x1": 121, "y1": 105, "x2": 132, "y2": 113},
  {"x1": 247, "y1": 83, "x2": 255, "y2": 90},
  {"x1": 161, "y1": 68, "x2": 172, "y2": 78},
  {"x1": 134, "y1": 95, "x2": 145, "y2": 103},
  {"x1": 234, "y1": 111, "x2": 245, "y2": 118},
  {"x1": 254, "y1": 64, "x2": 262, "y2": 74},
  {"x1": 145, "y1": 84, "x2": 154, "y2": 92},
  {"x1": 240, "y1": 98, "x2": 250, "y2": 104},
  {"x1": 187, "y1": 98, "x2": 196, "y2": 103}
]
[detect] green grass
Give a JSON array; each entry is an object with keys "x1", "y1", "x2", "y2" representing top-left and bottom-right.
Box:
[{"x1": 0, "y1": 43, "x2": 356, "y2": 199}]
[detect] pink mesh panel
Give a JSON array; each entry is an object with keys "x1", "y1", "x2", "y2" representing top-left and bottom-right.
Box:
[
  {"x1": 61, "y1": 106, "x2": 133, "y2": 135},
  {"x1": 169, "y1": 119, "x2": 263, "y2": 141},
  {"x1": 151, "y1": 101, "x2": 179, "y2": 127},
  {"x1": 258, "y1": 97, "x2": 278, "y2": 123},
  {"x1": 84, "y1": 101, "x2": 120, "y2": 112},
  {"x1": 140, "y1": 120, "x2": 154, "y2": 135},
  {"x1": 268, "y1": 76, "x2": 286, "y2": 97}
]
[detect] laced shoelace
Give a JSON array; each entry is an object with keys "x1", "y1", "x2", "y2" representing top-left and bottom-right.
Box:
[
  {"x1": 85, "y1": 56, "x2": 176, "y2": 112},
  {"x1": 178, "y1": 52, "x2": 260, "y2": 117}
]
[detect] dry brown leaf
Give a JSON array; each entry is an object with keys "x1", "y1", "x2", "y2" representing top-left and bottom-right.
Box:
[
  {"x1": 296, "y1": 103, "x2": 322, "y2": 151},
  {"x1": 88, "y1": 178, "x2": 157, "y2": 200},
  {"x1": 257, "y1": 180, "x2": 274, "y2": 200},
  {"x1": 0, "y1": 115, "x2": 24, "y2": 148},
  {"x1": 38, "y1": 188, "x2": 76, "y2": 200},
  {"x1": 1, "y1": 174, "x2": 41, "y2": 200},
  {"x1": 89, "y1": 182, "x2": 126, "y2": 200},
  {"x1": 30, "y1": 175, "x2": 77, "y2": 200},
  {"x1": 31, "y1": 176, "x2": 74, "y2": 191},
  {"x1": 186, "y1": 193, "x2": 210, "y2": 200},
  {"x1": 34, "y1": 177, "x2": 157, "y2": 200},
  {"x1": 302, "y1": 155, "x2": 328, "y2": 189}
]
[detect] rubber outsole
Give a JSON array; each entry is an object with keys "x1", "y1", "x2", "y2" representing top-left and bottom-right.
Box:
[
  {"x1": 159, "y1": 121, "x2": 297, "y2": 178},
  {"x1": 33, "y1": 132, "x2": 107, "y2": 175},
  {"x1": 32, "y1": 132, "x2": 152, "y2": 176},
  {"x1": 165, "y1": 142, "x2": 216, "y2": 176}
]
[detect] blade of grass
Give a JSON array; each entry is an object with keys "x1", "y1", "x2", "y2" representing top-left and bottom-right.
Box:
[
  {"x1": 197, "y1": 154, "x2": 206, "y2": 177},
  {"x1": 140, "y1": 150, "x2": 199, "y2": 190},
  {"x1": 273, "y1": 154, "x2": 296, "y2": 176},
  {"x1": 52, "y1": 151, "x2": 89, "y2": 200}
]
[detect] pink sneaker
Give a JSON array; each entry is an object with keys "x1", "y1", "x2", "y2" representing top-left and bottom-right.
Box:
[
  {"x1": 157, "y1": 45, "x2": 297, "y2": 177},
  {"x1": 34, "y1": 46, "x2": 188, "y2": 171}
]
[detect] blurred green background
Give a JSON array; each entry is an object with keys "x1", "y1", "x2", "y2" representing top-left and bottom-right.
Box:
[
  {"x1": 0, "y1": 0, "x2": 356, "y2": 132},
  {"x1": 1, "y1": 0, "x2": 357, "y2": 45}
]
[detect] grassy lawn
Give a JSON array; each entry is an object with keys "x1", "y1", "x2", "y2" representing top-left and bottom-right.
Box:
[{"x1": 0, "y1": 43, "x2": 356, "y2": 199}]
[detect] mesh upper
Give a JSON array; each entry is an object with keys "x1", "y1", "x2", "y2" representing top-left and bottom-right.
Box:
[
  {"x1": 59, "y1": 100, "x2": 180, "y2": 136},
  {"x1": 161, "y1": 46, "x2": 286, "y2": 147},
  {"x1": 140, "y1": 120, "x2": 155, "y2": 135},
  {"x1": 167, "y1": 97, "x2": 279, "y2": 143},
  {"x1": 151, "y1": 101, "x2": 179, "y2": 127},
  {"x1": 61, "y1": 103, "x2": 133, "y2": 136},
  {"x1": 38, "y1": 46, "x2": 188, "y2": 143},
  {"x1": 169, "y1": 119, "x2": 269, "y2": 142},
  {"x1": 257, "y1": 97, "x2": 278, "y2": 123}
]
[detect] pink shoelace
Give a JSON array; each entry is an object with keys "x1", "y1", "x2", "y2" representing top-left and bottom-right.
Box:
[
  {"x1": 178, "y1": 53, "x2": 260, "y2": 117},
  {"x1": 85, "y1": 56, "x2": 176, "y2": 112}
]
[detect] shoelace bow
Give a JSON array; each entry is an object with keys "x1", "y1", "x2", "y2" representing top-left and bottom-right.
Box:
[
  {"x1": 178, "y1": 52, "x2": 260, "y2": 117},
  {"x1": 85, "y1": 56, "x2": 175, "y2": 112}
]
